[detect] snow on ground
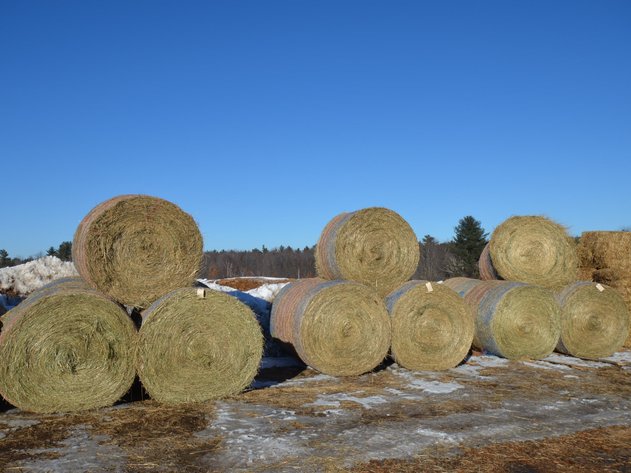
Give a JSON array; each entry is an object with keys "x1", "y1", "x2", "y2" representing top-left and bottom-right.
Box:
[{"x1": 0, "y1": 256, "x2": 78, "y2": 297}]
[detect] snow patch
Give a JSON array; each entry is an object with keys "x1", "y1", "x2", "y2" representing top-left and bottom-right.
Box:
[
  {"x1": 0, "y1": 256, "x2": 78, "y2": 296},
  {"x1": 543, "y1": 353, "x2": 610, "y2": 369},
  {"x1": 307, "y1": 392, "x2": 389, "y2": 410},
  {"x1": 392, "y1": 370, "x2": 463, "y2": 394}
]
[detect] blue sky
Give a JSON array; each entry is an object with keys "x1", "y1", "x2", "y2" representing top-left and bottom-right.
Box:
[{"x1": 2, "y1": 1, "x2": 630, "y2": 258}]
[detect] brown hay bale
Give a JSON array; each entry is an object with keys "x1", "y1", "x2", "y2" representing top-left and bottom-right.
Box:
[
  {"x1": 385, "y1": 280, "x2": 474, "y2": 370},
  {"x1": 0, "y1": 277, "x2": 137, "y2": 413},
  {"x1": 270, "y1": 278, "x2": 391, "y2": 376},
  {"x1": 315, "y1": 207, "x2": 420, "y2": 297},
  {"x1": 478, "y1": 243, "x2": 500, "y2": 281},
  {"x1": 442, "y1": 277, "x2": 485, "y2": 297},
  {"x1": 555, "y1": 282, "x2": 630, "y2": 359},
  {"x1": 462, "y1": 280, "x2": 561, "y2": 360},
  {"x1": 487, "y1": 216, "x2": 578, "y2": 288},
  {"x1": 137, "y1": 287, "x2": 263, "y2": 404},
  {"x1": 578, "y1": 231, "x2": 631, "y2": 273},
  {"x1": 73, "y1": 194, "x2": 203, "y2": 308}
]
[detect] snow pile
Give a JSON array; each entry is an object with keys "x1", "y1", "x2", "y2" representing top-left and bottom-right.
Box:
[{"x1": 0, "y1": 256, "x2": 78, "y2": 296}]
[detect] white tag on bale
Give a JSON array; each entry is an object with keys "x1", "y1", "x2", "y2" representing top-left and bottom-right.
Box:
[
  {"x1": 426, "y1": 282, "x2": 433, "y2": 293},
  {"x1": 197, "y1": 288, "x2": 206, "y2": 298},
  {"x1": 595, "y1": 283, "x2": 605, "y2": 292}
]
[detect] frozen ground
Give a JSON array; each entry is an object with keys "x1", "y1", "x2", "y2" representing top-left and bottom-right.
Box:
[
  {"x1": 0, "y1": 256, "x2": 77, "y2": 298},
  {"x1": 1, "y1": 350, "x2": 630, "y2": 472}
]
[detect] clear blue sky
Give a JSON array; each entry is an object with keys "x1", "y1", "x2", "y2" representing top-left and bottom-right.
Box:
[{"x1": 2, "y1": 1, "x2": 630, "y2": 258}]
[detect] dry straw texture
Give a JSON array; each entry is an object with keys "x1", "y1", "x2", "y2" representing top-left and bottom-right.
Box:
[
  {"x1": 555, "y1": 282, "x2": 630, "y2": 359},
  {"x1": 478, "y1": 243, "x2": 499, "y2": 280},
  {"x1": 385, "y1": 280, "x2": 474, "y2": 370},
  {"x1": 315, "y1": 207, "x2": 420, "y2": 297},
  {"x1": 451, "y1": 279, "x2": 560, "y2": 360},
  {"x1": 485, "y1": 216, "x2": 578, "y2": 288},
  {"x1": 0, "y1": 277, "x2": 137, "y2": 413},
  {"x1": 270, "y1": 278, "x2": 391, "y2": 376},
  {"x1": 137, "y1": 287, "x2": 263, "y2": 404},
  {"x1": 73, "y1": 194, "x2": 203, "y2": 308}
]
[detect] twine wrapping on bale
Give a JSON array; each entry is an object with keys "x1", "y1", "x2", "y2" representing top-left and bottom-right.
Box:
[
  {"x1": 555, "y1": 282, "x2": 630, "y2": 359},
  {"x1": 137, "y1": 287, "x2": 263, "y2": 404},
  {"x1": 0, "y1": 277, "x2": 137, "y2": 413},
  {"x1": 478, "y1": 243, "x2": 500, "y2": 281},
  {"x1": 73, "y1": 194, "x2": 203, "y2": 308},
  {"x1": 460, "y1": 280, "x2": 561, "y2": 359},
  {"x1": 385, "y1": 280, "x2": 474, "y2": 370},
  {"x1": 485, "y1": 216, "x2": 578, "y2": 289},
  {"x1": 270, "y1": 278, "x2": 391, "y2": 376},
  {"x1": 442, "y1": 277, "x2": 484, "y2": 297},
  {"x1": 315, "y1": 207, "x2": 420, "y2": 297},
  {"x1": 578, "y1": 231, "x2": 631, "y2": 348}
]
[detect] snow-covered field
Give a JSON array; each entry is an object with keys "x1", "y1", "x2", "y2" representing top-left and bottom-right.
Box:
[{"x1": 0, "y1": 256, "x2": 78, "y2": 299}]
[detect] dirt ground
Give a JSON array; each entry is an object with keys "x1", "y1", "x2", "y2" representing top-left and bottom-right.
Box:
[{"x1": 1, "y1": 350, "x2": 630, "y2": 472}]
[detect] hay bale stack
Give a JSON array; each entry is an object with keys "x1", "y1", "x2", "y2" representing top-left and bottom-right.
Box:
[
  {"x1": 459, "y1": 280, "x2": 561, "y2": 360},
  {"x1": 315, "y1": 207, "x2": 420, "y2": 297},
  {"x1": 270, "y1": 278, "x2": 391, "y2": 376},
  {"x1": 577, "y1": 231, "x2": 631, "y2": 347},
  {"x1": 478, "y1": 243, "x2": 499, "y2": 280},
  {"x1": 0, "y1": 277, "x2": 137, "y2": 413},
  {"x1": 137, "y1": 287, "x2": 263, "y2": 404},
  {"x1": 73, "y1": 194, "x2": 203, "y2": 308},
  {"x1": 442, "y1": 277, "x2": 484, "y2": 297},
  {"x1": 385, "y1": 280, "x2": 474, "y2": 370},
  {"x1": 480, "y1": 216, "x2": 578, "y2": 288},
  {"x1": 555, "y1": 282, "x2": 629, "y2": 359}
]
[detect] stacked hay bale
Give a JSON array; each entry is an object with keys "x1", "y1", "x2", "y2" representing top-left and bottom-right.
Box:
[
  {"x1": 443, "y1": 278, "x2": 561, "y2": 360},
  {"x1": 577, "y1": 231, "x2": 631, "y2": 347},
  {"x1": 0, "y1": 277, "x2": 137, "y2": 413}
]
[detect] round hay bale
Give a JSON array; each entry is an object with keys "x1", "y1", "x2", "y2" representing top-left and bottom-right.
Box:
[
  {"x1": 487, "y1": 216, "x2": 578, "y2": 288},
  {"x1": 73, "y1": 194, "x2": 203, "y2": 308},
  {"x1": 555, "y1": 282, "x2": 630, "y2": 359},
  {"x1": 137, "y1": 287, "x2": 263, "y2": 404},
  {"x1": 478, "y1": 243, "x2": 500, "y2": 281},
  {"x1": 463, "y1": 280, "x2": 561, "y2": 359},
  {"x1": 270, "y1": 278, "x2": 391, "y2": 376},
  {"x1": 0, "y1": 278, "x2": 137, "y2": 413},
  {"x1": 442, "y1": 277, "x2": 484, "y2": 297},
  {"x1": 578, "y1": 231, "x2": 631, "y2": 273},
  {"x1": 315, "y1": 207, "x2": 420, "y2": 296},
  {"x1": 385, "y1": 280, "x2": 474, "y2": 370}
]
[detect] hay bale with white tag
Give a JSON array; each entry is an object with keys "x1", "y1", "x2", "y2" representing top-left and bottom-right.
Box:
[
  {"x1": 555, "y1": 282, "x2": 629, "y2": 359},
  {"x1": 270, "y1": 278, "x2": 391, "y2": 376},
  {"x1": 385, "y1": 280, "x2": 474, "y2": 370},
  {"x1": 137, "y1": 287, "x2": 263, "y2": 404},
  {"x1": 481, "y1": 216, "x2": 578, "y2": 288},
  {"x1": 315, "y1": 207, "x2": 420, "y2": 296},
  {"x1": 73, "y1": 194, "x2": 203, "y2": 308},
  {"x1": 0, "y1": 277, "x2": 137, "y2": 413}
]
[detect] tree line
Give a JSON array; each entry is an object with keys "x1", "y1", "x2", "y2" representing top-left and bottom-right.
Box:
[{"x1": 0, "y1": 241, "x2": 72, "y2": 269}]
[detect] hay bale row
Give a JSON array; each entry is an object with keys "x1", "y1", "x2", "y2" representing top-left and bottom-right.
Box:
[
  {"x1": 270, "y1": 278, "x2": 391, "y2": 376},
  {"x1": 479, "y1": 216, "x2": 578, "y2": 289},
  {"x1": 73, "y1": 194, "x2": 203, "y2": 308},
  {"x1": 444, "y1": 278, "x2": 561, "y2": 360},
  {"x1": 0, "y1": 278, "x2": 137, "y2": 413},
  {"x1": 315, "y1": 207, "x2": 419, "y2": 297},
  {"x1": 385, "y1": 280, "x2": 474, "y2": 370}
]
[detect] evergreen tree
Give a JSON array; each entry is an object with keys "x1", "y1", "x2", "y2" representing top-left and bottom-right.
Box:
[
  {"x1": 57, "y1": 241, "x2": 73, "y2": 261},
  {"x1": 0, "y1": 249, "x2": 10, "y2": 268},
  {"x1": 47, "y1": 246, "x2": 57, "y2": 257},
  {"x1": 451, "y1": 216, "x2": 488, "y2": 277}
]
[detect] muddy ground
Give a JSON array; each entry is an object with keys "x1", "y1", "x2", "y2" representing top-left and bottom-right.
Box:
[{"x1": 0, "y1": 350, "x2": 630, "y2": 472}]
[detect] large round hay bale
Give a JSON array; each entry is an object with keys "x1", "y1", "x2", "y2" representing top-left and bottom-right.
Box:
[
  {"x1": 270, "y1": 278, "x2": 391, "y2": 376},
  {"x1": 385, "y1": 280, "x2": 474, "y2": 370},
  {"x1": 73, "y1": 194, "x2": 203, "y2": 308},
  {"x1": 315, "y1": 207, "x2": 420, "y2": 297},
  {"x1": 555, "y1": 282, "x2": 630, "y2": 359},
  {"x1": 442, "y1": 277, "x2": 484, "y2": 297},
  {"x1": 0, "y1": 277, "x2": 137, "y2": 413},
  {"x1": 578, "y1": 231, "x2": 631, "y2": 273},
  {"x1": 137, "y1": 287, "x2": 263, "y2": 404},
  {"x1": 478, "y1": 243, "x2": 500, "y2": 281},
  {"x1": 486, "y1": 216, "x2": 578, "y2": 288},
  {"x1": 463, "y1": 280, "x2": 561, "y2": 359}
]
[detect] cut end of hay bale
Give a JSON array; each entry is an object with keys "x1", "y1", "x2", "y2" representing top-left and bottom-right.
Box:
[
  {"x1": 385, "y1": 281, "x2": 474, "y2": 371},
  {"x1": 73, "y1": 194, "x2": 203, "y2": 308},
  {"x1": 271, "y1": 278, "x2": 391, "y2": 376},
  {"x1": 315, "y1": 207, "x2": 420, "y2": 296},
  {"x1": 489, "y1": 216, "x2": 578, "y2": 289},
  {"x1": 556, "y1": 282, "x2": 630, "y2": 359},
  {"x1": 0, "y1": 278, "x2": 137, "y2": 413},
  {"x1": 138, "y1": 287, "x2": 263, "y2": 404},
  {"x1": 467, "y1": 281, "x2": 561, "y2": 360}
]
